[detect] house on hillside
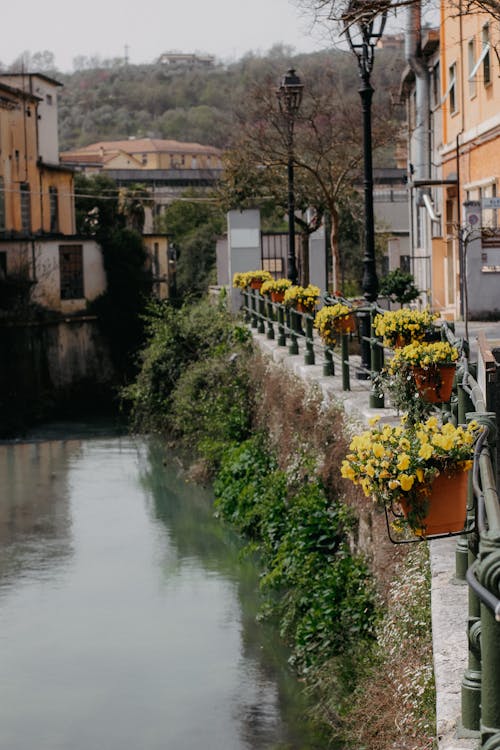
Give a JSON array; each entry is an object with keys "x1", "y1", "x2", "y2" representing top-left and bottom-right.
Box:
[
  {"x1": 0, "y1": 73, "x2": 105, "y2": 314},
  {"x1": 400, "y1": 3, "x2": 500, "y2": 319},
  {"x1": 60, "y1": 137, "x2": 223, "y2": 233}
]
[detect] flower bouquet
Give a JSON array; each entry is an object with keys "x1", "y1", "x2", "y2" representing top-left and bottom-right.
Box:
[
  {"x1": 373, "y1": 308, "x2": 438, "y2": 348},
  {"x1": 232, "y1": 270, "x2": 273, "y2": 291},
  {"x1": 314, "y1": 303, "x2": 356, "y2": 346},
  {"x1": 341, "y1": 415, "x2": 479, "y2": 535},
  {"x1": 260, "y1": 277, "x2": 292, "y2": 302},
  {"x1": 388, "y1": 341, "x2": 459, "y2": 404},
  {"x1": 283, "y1": 284, "x2": 320, "y2": 313}
]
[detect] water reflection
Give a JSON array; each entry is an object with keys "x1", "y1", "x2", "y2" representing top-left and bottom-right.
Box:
[
  {"x1": 0, "y1": 440, "x2": 76, "y2": 590},
  {"x1": 0, "y1": 431, "x2": 327, "y2": 750}
]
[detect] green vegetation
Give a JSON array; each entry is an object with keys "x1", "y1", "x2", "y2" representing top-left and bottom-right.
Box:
[
  {"x1": 380, "y1": 268, "x2": 421, "y2": 305},
  {"x1": 6, "y1": 46, "x2": 404, "y2": 151},
  {"x1": 157, "y1": 195, "x2": 225, "y2": 299},
  {"x1": 123, "y1": 297, "x2": 253, "y2": 460},
  {"x1": 75, "y1": 173, "x2": 152, "y2": 377},
  {"x1": 125, "y1": 295, "x2": 435, "y2": 748},
  {"x1": 214, "y1": 436, "x2": 375, "y2": 673}
]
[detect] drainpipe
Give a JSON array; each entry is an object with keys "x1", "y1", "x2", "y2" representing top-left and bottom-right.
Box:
[
  {"x1": 405, "y1": 3, "x2": 430, "y2": 192},
  {"x1": 405, "y1": 1, "x2": 431, "y2": 296}
]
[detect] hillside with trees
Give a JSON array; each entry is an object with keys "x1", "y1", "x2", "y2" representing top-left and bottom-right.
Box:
[{"x1": 3, "y1": 45, "x2": 405, "y2": 152}]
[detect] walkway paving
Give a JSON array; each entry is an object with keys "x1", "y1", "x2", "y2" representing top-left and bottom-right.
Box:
[{"x1": 250, "y1": 320, "x2": 500, "y2": 750}]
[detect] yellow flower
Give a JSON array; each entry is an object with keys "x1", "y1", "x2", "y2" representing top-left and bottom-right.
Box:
[
  {"x1": 418, "y1": 443, "x2": 433, "y2": 460},
  {"x1": 416, "y1": 468, "x2": 424, "y2": 483},
  {"x1": 341, "y1": 462, "x2": 355, "y2": 480},
  {"x1": 399, "y1": 473, "x2": 415, "y2": 491},
  {"x1": 397, "y1": 453, "x2": 410, "y2": 471},
  {"x1": 372, "y1": 443, "x2": 385, "y2": 458}
]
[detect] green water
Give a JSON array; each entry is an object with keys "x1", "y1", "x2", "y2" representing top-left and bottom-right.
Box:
[{"x1": 0, "y1": 430, "x2": 327, "y2": 749}]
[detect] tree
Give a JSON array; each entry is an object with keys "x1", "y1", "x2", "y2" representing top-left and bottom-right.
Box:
[
  {"x1": 220, "y1": 67, "x2": 397, "y2": 291},
  {"x1": 296, "y1": 0, "x2": 500, "y2": 31},
  {"x1": 158, "y1": 193, "x2": 225, "y2": 299}
]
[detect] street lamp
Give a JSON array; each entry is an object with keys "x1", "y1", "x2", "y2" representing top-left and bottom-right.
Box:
[
  {"x1": 344, "y1": 2, "x2": 387, "y2": 381},
  {"x1": 277, "y1": 68, "x2": 303, "y2": 286}
]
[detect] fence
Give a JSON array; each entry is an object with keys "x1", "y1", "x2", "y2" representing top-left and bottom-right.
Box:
[{"x1": 240, "y1": 287, "x2": 500, "y2": 749}]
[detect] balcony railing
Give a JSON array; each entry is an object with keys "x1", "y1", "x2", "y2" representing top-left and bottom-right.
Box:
[{"x1": 240, "y1": 287, "x2": 500, "y2": 749}]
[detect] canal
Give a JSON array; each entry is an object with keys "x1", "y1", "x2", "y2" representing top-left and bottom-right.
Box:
[{"x1": 0, "y1": 427, "x2": 327, "y2": 750}]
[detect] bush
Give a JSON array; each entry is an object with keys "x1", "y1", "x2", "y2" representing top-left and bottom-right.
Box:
[
  {"x1": 380, "y1": 268, "x2": 420, "y2": 305},
  {"x1": 170, "y1": 353, "x2": 252, "y2": 467},
  {"x1": 214, "y1": 435, "x2": 376, "y2": 673},
  {"x1": 123, "y1": 296, "x2": 251, "y2": 435}
]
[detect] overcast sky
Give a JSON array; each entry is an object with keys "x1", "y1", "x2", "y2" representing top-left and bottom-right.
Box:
[{"x1": 4, "y1": 0, "x2": 333, "y2": 72}]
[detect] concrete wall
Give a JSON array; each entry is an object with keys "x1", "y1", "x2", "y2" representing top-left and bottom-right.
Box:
[
  {"x1": 227, "y1": 209, "x2": 261, "y2": 311},
  {"x1": 0, "y1": 317, "x2": 115, "y2": 434}
]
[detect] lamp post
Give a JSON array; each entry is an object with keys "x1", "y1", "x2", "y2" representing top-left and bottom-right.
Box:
[
  {"x1": 277, "y1": 68, "x2": 303, "y2": 286},
  {"x1": 344, "y1": 4, "x2": 387, "y2": 382}
]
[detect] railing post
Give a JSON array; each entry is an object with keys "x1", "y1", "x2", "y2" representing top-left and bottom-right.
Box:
[
  {"x1": 341, "y1": 333, "x2": 351, "y2": 391},
  {"x1": 461, "y1": 410, "x2": 496, "y2": 735},
  {"x1": 250, "y1": 289, "x2": 258, "y2": 328},
  {"x1": 457, "y1": 362, "x2": 476, "y2": 581},
  {"x1": 478, "y1": 531, "x2": 500, "y2": 749},
  {"x1": 370, "y1": 309, "x2": 384, "y2": 408},
  {"x1": 257, "y1": 293, "x2": 265, "y2": 334},
  {"x1": 323, "y1": 346, "x2": 334, "y2": 376},
  {"x1": 277, "y1": 304, "x2": 287, "y2": 347},
  {"x1": 266, "y1": 299, "x2": 275, "y2": 340},
  {"x1": 288, "y1": 309, "x2": 299, "y2": 356},
  {"x1": 304, "y1": 314, "x2": 315, "y2": 365}
]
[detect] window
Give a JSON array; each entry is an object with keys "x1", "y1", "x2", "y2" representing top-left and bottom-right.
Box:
[
  {"x1": 49, "y1": 186, "x2": 59, "y2": 232},
  {"x1": 20, "y1": 183, "x2": 31, "y2": 233},
  {"x1": 482, "y1": 24, "x2": 491, "y2": 84},
  {"x1": 46, "y1": 94, "x2": 53, "y2": 105},
  {"x1": 469, "y1": 27, "x2": 491, "y2": 85},
  {"x1": 59, "y1": 245, "x2": 84, "y2": 299},
  {"x1": 448, "y1": 64, "x2": 457, "y2": 114},
  {"x1": 400, "y1": 255, "x2": 411, "y2": 273},
  {"x1": 468, "y1": 39, "x2": 477, "y2": 98}
]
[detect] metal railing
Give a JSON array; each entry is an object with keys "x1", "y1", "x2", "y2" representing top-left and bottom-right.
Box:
[{"x1": 240, "y1": 287, "x2": 500, "y2": 749}]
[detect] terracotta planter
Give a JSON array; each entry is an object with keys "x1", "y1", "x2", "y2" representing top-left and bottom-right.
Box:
[
  {"x1": 250, "y1": 279, "x2": 263, "y2": 290},
  {"x1": 271, "y1": 291, "x2": 285, "y2": 303},
  {"x1": 336, "y1": 313, "x2": 356, "y2": 334},
  {"x1": 400, "y1": 469, "x2": 469, "y2": 536},
  {"x1": 296, "y1": 302, "x2": 315, "y2": 314},
  {"x1": 411, "y1": 363, "x2": 456, "y2": 403},
  {"x1": 393, "y1": 334, "x2": 409, "y2": 348}
]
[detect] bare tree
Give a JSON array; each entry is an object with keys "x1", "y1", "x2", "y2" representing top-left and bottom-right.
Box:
[{"x1": 220, "y1": 68, "x2": 397, "y2": 290}]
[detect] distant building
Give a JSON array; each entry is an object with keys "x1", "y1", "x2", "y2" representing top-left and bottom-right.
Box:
[
  {"x1": 377, "y1": 34, "x2": 404, "y2": 50},
  {"x1": 0, "y1": 73, "x2": 108, "y2": 315},
  {"x1": 157, "y1": 52, "x2": 215, "y2": 67},
  {"x1": 60, "y1": 137, "x2": 223, "y2": 232}
]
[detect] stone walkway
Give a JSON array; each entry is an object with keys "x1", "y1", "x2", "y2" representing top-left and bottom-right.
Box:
[{"x1": 249, "y1": 322, "x2": 500, "y2": 750}]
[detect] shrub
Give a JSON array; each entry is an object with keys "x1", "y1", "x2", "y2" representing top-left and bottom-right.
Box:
[
  {"x1": 123, "y1": 296, "x2": 251, "y2": 433},
  {"x1": 214, "y1": 435, "x2": 376, "y2": 673}
]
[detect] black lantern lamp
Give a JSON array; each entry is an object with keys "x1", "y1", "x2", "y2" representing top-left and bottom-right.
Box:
[
  {"x1": 277, "y1": 68, "x2": 304, "y2": 286},
  {"x1": 344, "y1": 2, "x2": 387, "y2": 392}
]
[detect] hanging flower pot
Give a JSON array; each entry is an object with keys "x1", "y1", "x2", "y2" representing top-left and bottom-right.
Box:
[
  {"x1": 399, "y1": 469, "x2": 469, "y2": 536},
  {"x1": 271, "y1": 291, "x2": 285, "y2": 303},
  {"x1": 340, "y1": 415, "x2": 479, "y2": 539},
  {"x1": 338, "y1": 313, "x2": 356, "y2": 334},
  {"x1": 411, "y1": 363, "x2": 456, "y2": 403}
]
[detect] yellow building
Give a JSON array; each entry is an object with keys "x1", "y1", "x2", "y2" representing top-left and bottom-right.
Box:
[
  {"x1": 438, "y1": 3, "x2": 500, "y2": 317},
  {"x1": 0, "y1": 74, "x2": 75, "y2": 237}
]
